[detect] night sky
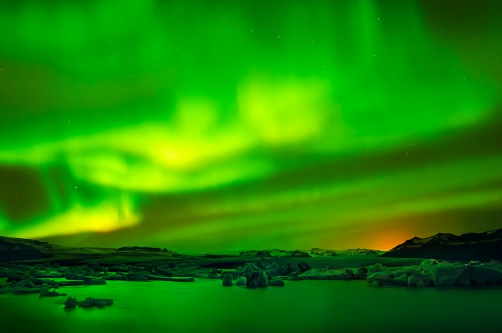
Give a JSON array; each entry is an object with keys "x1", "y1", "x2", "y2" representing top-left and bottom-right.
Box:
[{"x1": 1, "y1": 0, "x2": 501, "y2": 253}]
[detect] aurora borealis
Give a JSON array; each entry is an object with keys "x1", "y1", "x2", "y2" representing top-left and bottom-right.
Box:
[{"x1": 1, "y1": 0, "x2": 501, "y2": 253}]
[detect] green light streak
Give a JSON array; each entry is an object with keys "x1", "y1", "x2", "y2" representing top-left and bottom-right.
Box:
[{"x1": 0, "y1": 0, "x2": 501, "y2": 250}]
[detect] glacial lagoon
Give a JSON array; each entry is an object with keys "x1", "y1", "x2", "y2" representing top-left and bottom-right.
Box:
[{"x1": 1, "y1": 278, "x2": 501, "y2": 333}]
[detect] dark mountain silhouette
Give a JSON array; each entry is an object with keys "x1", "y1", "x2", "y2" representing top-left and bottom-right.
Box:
[
  {"x1": 381, "y1": 228, "x2": 502, "y2": 261},
  {"x1": 116, "y1": 246, "x2": 183, "y2": 256},
  {"x1": 0, "y1": 236, "x2": 50, "y2": 262}
]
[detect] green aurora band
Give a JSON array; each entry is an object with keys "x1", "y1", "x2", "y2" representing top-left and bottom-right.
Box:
[{"x1": 1, "y1": 0, "x2": 501, "y2": 252}]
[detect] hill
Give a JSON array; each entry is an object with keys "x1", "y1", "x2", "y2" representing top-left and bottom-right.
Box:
[{"x1": 381, "y1": 228, "x2": 502, "y2": 261}]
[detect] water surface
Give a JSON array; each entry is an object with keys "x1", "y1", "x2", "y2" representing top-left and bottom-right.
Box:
[{"x1": 0, "y1": 279, "x2": 500, "y2": 333}]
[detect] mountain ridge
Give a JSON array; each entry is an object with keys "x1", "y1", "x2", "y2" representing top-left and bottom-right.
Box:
[{"x1": 382, "y1": 228, "x2": 502, "y2": 261}]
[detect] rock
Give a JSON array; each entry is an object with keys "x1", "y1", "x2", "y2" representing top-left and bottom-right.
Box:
[
  {"x1": 289, "y1": 250, "x2": 311, "y2": 257},
  {"x1": 0, "y1": 288, "x2": 10, "y2": 295},
  {"x1": 420, "y1": 259, "x2": 438, "y2": 266},
  {"x1": 39, "y1": 288, "x2": 67, "y2": 297},
  {"x1": 288, "y1": 272, "x2": 302, "y2": 281},
  {"x1": 11, "y1": 287, "x2": 45, "y2": 294},
  {"x1": 255, "y1": 258, "x2": 268, "y2": 270},
  {"x1": 239, "y1": 250, "x2": 272, "y2": 257},
  {"x1": 469, "y1": 265, "x2": 502, "y2": 284},
  {"x1": 488, "y1": 259, "x2": 500, "y2": 265},
  {"x1": 468, "y1": 260, "x2": 482, "y2": 266},
  {"x1": 370, "y1": 273, "x2": 394, "y2": 286},
  {"x1": 405, "y1": 266, "x2": 422, "y2": 276},
  {"x1": 430, "y1": 263, "x2": 470, "y2": 286},
  {"x1": 392, "y1": 270, "x2": 406, "y2": 279},
  {"x1": 285, "y1": 262, "x2": 301, "y2": 275},
  {"x1": 300, "y1": 268, "x2": 350, "y2": 280},
  {"x1": 148, "y1": 276, "x2": 195, "y2": 282},
  {"x1": 222, "y1": 273, "x2": 233, "y2": 286},
  {"x1": 246, "y1": 270, "x2": 268, "y2": 288},
  {"x1": 419, "y1": 273, "x2": 434, "y2": 286},
  {"x1": 15, "y1": 265, "x2": 28, "y2": 272},
  {"x1": 66, "y1": 273, "x2": 91, "y2": 280},
  {"x1": 235, "y1": 277, "x2": 247, "y2": 286},
  {"x1": 117, "y1": 246, "x2": 163, "y2": 252},
  {"x1": 95, "y1": 299, "x2": 107, "y2": 307},
  {"x1": 310, "y1": 248, "x2": 338, "y2": 256},
  {"x1": 6, "y1": 275, "x2": 25, "y2": 282},
  {"x1": 16, "y1": 280, "x2": 36, "y2": 288},
  {"x1": 372, "y1": 279, "x2": 386, "y2": 287},
  {"x1": 407, "y1": 276, "x2": 425, "y2": 287},
  {"x1": 345, "y1": 269, "x2": 356, "y2": 279},
  {"x1": 36, "y1": 262, "x2": 52, "y2": 268},
  {"x1": 170, "y1": 263, "x2": 210, "y2": 277},
  {"x1": 233, "y1": 263, "x2": 261, "y2": 279},
  {"x1": 269, "y1": 279, "x2": 285, "y2": 286},
  {"x1": 357, "y1": 267, "x2": 368, "y2": 278},
  {"x1": 34, "y1": 272, "x2": 66, "y2": 278},
  {"x1": 300, "y1": 266, "x2": 366, "y2": 280},
  {"x1": 58, "y1": 278, "x2": 107, "y2": 286},
  {"x1": 29, "y1": 277, "x2": 58, "y2": 287},
  {"x1": 109, "y1": 264, "x2": 129, "y2": 272},
  {"x1": 128, "y1": 265, "x2": 146, "y2": 272},
  {"x1": 64, "y1": 297, "x2": 79, "y2": 309},
  {"x1": 367, "y1": 263, "x2": 386, "y2": 274},
  {"x1": 392, "y1": 275, "x2": 408, "y2": 286},
  {"x1": 298, "y1": 262, "x2": 311, "y2": 273},
  {"x1": 79, "y1": 297, "x2": 113, "y2": 308},
  {"x1": 104, "y1": 274, "x2": 128, "y2": 281},
  {"x1": 263, "y1": 262, "x2": 285, "y2": 277},
  {"x1": 344, "y1": 248, "x2": 382, "y2": 256},
  {"x1": 87, "y1": 263, "x2": 106, "y2": 272},
  {"x1": 126, "y1": 271, "x2": 150, "y2": 281},
  {"x1": 154, "y1": 267, "x2": 173, "y2": 277},
  {"x1": 52, "y1": 263, "x2": 61, "y2": 268},
  {"x1": 254, "y1": 259, "x2": 304, "y2": 277}
]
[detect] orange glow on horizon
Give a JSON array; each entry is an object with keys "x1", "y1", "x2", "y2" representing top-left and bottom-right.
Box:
[{"x1": 366, "y1": 229, "x2": 413, "y2": 251}]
